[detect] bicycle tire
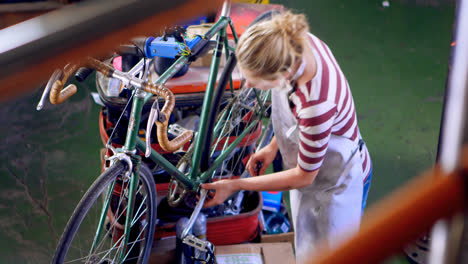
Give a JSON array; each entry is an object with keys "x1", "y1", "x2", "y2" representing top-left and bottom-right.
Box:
[
  {"x1": 52, "y1": 160, "x2": 157, "y2": 264},
  {"x1": 200, "y1": 52, "x2": 238, "y2": 172},
  {"x1": 199, "y1": 10, "x2": 278, "y2": 181},
  {"x1": 200, "y1": 60, "x2": 271, "y2": 182}
]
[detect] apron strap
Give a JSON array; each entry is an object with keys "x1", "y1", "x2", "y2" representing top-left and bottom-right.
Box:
[{"x1": 340, "y1": 139, "x2": 365, "y2": 180}]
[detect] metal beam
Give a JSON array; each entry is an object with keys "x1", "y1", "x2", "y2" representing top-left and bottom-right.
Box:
[
  {"x1": 429, "y1": 0, "x2": 468, "y2": 263},
  {"x1": 0, "y1": 0, "x2": 220, "y2": 101}
]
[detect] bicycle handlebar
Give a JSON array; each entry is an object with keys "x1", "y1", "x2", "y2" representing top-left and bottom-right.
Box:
[
  {"x1": 49, "y1": 56, "x2": 192, "y2": 152},
  {"x1": 143, "y1": 81, "x2": 193, "y2": 152},
  {"x1": 49, "y1": 63, "x2": 78, "y2": 105},
  {"x1": 49, "y1": 57, "x2": 113, "y2": 104}
]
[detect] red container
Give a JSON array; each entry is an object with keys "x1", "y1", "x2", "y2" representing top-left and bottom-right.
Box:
[
  {"x1": 107, "y1": 179, "x2": 263, "y2": 245},
  {"x1": 217, "y1": 2, "x2": 286, "y2": 40},
  {"x1": 153, "y1": 191, "x2": 263, "y2": 245}
]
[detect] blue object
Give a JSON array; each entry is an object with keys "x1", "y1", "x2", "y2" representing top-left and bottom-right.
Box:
[
  {"x1": 263, "y1": 209, "x2": 291, "y2": 234},
  {"x1": 362, "y1": 163, "x2": 373, "y2": 214},
  {"x1": 144, "y1": 36, "x2": 203, "y2": 59},
  {"x1": 262, "y1": 191, "x2": 282, "y2": 212}
]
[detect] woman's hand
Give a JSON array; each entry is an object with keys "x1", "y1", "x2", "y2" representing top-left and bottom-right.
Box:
[
  {"x1": 246, "y1": 144, "x2": 277, "y2": 176},
  {"x1": 201, "y1": 180, "x2": 238, "y2": 208},
  {"x1": 201, "y1": 138, "x2": 279, "y2": 208}
]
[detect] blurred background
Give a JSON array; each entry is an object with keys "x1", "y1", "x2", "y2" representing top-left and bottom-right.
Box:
[{"x1": 0, "y1": 0, "x2": 455, "y2": 263}]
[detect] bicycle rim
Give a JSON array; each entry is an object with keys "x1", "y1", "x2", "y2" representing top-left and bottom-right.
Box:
[
  {"x1": 202, "y1": 9, "x2": 279, "y2": 181},
  {"x1": 52, "y1": 161, "x2": 157, "y2": 264},
  {"x1": 209, "y1": 86, "x2": 271, "y2": 181}
]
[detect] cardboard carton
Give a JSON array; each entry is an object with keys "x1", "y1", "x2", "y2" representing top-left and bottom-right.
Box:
[
  {"x1": 215, "y1": 242, "x2": 295, "y2": 264},
  {"x1": 150, "y1": 241, "x2": 295, "y2": 264}
]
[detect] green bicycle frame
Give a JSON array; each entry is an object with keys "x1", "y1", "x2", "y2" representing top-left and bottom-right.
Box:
[
  {"x1": 92, "y1": 14, "x2": 265, "y2": 261},
  {"x1": 139, "y1": 15, "x2": 261, "y2": 188},
  {"x1": 139, "y1": 15, "x2": 250, "y2": 190}
]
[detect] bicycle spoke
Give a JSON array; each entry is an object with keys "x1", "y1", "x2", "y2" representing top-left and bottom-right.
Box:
[
  {"x1": 77, "y1": 229, "x2": 84, "y2": 261},
  {"x1": 64, "y1": 234, "x2": 124, "y2": 263},
  {"x1": 204, "y1": 87, "x2": 270, "y2": 182},
  {"x1": 131, "y1": 198, "x2": 148, "y2": 227},
  {"x1": 98, "y1": 233, "x2": 125, "y2": 262},
  {"x1": 123, "y1": 222, "x2": 148, "y2": 260},
  {"x1": 91, "y1": 182, "x2": 128, "y2": 255},
  {"x1": 85, "y1": 179, "x2": 121, "y2": 260},
  {"x1": 58, "y1": 166, "x2": 154, "y2": 263},
  {"x1": 92, "y1": 187, "x2": 133, "y2": 257}
]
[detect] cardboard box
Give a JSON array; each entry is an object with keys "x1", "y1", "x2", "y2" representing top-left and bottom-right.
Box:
[
  {"x1": 150, "y1": 240, "x2": 295, "y2": 264},
  {"x1": 261, "y1": 232, "x2": 295, "y2": 251},
  {"x1": 215, "y1": 243, "x2": 295, "y2": 264},
  {"x1": 148, "y1": 237, "x2": 177, "y2": 264}
]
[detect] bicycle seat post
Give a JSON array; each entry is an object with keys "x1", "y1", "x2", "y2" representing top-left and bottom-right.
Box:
[{"x1": 220, "y1": 0, "x2": 231, "y2": 18}]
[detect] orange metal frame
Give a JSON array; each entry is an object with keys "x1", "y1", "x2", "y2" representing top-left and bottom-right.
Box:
[{"x1": 0, "y1": 0, "x2": 220, "y2": 101}]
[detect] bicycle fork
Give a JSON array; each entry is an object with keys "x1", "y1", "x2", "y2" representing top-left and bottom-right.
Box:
[{"x1": 91, "y1": 88, "x2": 148, "y2": 261}]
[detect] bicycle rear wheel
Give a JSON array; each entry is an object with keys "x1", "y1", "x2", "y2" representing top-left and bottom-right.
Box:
[
  {"x1": 208, "y1": 84, "x2": 271, "y2": 180},
  {"x1": 198, "y1": 11, "x2": 277, "y2": 182},
  {"x1": 52, "y1": 161, "x2": 157, "y2": 264},
  {"x1": 173, "y1": 59, "x2": 271, "y2": 210},
  {"x1": 189, "y1": 53, "x2": 271, "y2": 182}
]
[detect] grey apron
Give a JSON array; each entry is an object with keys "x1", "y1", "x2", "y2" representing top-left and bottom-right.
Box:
[{"x1": 271, "y1": 85, "x2": 364, "y2": 263}]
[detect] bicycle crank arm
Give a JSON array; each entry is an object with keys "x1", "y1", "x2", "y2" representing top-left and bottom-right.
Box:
[{"x1": 181, "y1": 189, "x2": 208, "y2": 238}]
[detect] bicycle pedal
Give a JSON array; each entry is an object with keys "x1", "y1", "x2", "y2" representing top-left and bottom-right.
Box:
[
  {"x1": 182, "y1": 234, "x2": 213, "y2": 252},
  {"x1": 168, "y1": 123, "x2": 190, "y2": 137}
]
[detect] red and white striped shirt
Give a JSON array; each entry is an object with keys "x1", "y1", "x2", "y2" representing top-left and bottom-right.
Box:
[{"x1": 289, "y1": 33, "x2": 371, "y2": 177}]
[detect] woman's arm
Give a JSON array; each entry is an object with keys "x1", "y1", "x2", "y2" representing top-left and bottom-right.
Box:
[
  {"x1": 202, "y1": 165, "x2": 319, "y2": 208},
  {"x1": 238, "y1": 165, "x2": 318, "y2": 191}
]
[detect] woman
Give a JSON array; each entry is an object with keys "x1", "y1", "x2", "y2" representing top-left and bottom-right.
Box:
[{"x1": 201, "y1": 10, "x2": 372, "y2": 263}]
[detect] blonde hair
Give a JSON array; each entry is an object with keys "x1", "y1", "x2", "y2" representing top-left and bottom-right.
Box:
[{"x1": 236, "y1": 11, "x2": 309, "y2": 80}]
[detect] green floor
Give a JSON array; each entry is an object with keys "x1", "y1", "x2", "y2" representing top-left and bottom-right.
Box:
[{"x1": 0, "y1": 1, "x2": 455, "y2": 263}]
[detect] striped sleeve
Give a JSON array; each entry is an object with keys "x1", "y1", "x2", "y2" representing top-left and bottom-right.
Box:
[{"x1": 297, "y1": 100, "x2": 337, "y2": 171}]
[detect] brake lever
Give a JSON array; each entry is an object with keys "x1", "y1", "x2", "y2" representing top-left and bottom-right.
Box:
[
  {"x1": 145, "y1": 99, "x2": 160, "y2": 158},
  {"x1": 36, "y1": 69, "x2": 63, "y2": 111}
]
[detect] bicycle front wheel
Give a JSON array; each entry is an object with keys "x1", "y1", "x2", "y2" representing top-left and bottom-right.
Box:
[{"x1": 52, "y1": 161, "x2": 157, "y2": 264}]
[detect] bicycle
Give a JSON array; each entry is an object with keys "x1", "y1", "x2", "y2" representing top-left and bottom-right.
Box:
[{"x1": 37, "y1": 1, "x2": 275, "y2": 263}]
